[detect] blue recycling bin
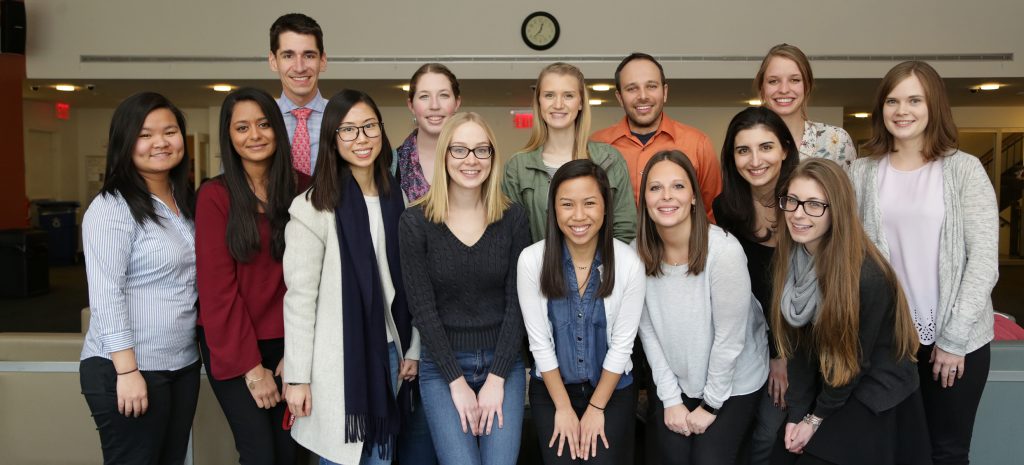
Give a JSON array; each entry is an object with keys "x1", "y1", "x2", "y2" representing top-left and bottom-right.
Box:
[{"x1": 31, "y1": 200, "x2": 80, "y2": 266}]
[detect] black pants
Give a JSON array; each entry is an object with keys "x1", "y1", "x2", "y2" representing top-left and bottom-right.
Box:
[
  {"x1": 80, "y1": 356, "x2": 201, "y2": 465},
  {"x1": 529, "y1": 378, "x2": 637, "y2": 465},
  {"x1": 649, "y1": 385, "x2": 762, "y2": 465},
  {"x1": 198, "y1": 327, "x2": 298, "y2": 465},
  {"x1": 918, "y1": 343, "x2": 990, "y2": 465}
]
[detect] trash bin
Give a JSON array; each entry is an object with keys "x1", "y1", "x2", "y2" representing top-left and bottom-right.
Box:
[
  {"x1": 0, "y1": 229, "x2": 49, "y2": 297},
  {"x1": 31, "y1": 200, "x2": 80, "y2": 266}
]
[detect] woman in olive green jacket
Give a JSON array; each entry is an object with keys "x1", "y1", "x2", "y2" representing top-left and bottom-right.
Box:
[{"x1": 503, "y1": 62, "x2": 636, "y2": 243}]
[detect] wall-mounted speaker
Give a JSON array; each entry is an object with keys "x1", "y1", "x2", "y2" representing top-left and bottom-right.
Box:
[{"x1": 1, "y1": 0, "x2": 26, "y2": 55}]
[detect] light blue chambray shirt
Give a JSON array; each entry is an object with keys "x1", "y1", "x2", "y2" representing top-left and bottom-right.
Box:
[
  {"x1": 80, "y1": 191, "x2": 199, "y2": 371},
  {"x1": 277, "y1": 90, "x2": 329, "y2": 174}
]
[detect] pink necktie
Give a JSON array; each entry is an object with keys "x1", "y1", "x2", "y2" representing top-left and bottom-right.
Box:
[{"x1": 291, "y1": 108, "x2": 313, "y2": 175}]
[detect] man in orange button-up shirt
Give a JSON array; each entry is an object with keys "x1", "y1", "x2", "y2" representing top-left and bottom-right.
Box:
[{"x1": 592, "y1": 52, "x2": 722, "y2": 222}]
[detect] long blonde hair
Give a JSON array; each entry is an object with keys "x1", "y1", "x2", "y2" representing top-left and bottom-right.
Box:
[
  {"x1": 415, "y1": 112, "x2": 510, "y2": 224},
  {"x1": 520, "y1": 62, "x2": 592, "y2": 160},
  {"x1": 771, "y1": 159, "x2": 918, "y2": 387}
]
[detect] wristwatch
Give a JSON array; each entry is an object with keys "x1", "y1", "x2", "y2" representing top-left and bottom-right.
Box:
[{"x1": 698, "y1": 400, "x2": 719, "y2": 415}]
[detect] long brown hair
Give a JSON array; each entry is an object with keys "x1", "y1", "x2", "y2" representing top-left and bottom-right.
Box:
[
  {"x1": 771, "y1": 159, "x2": 918, "y2": 387},
  {"x1": 863, "y1": 61, "x2": 958, "y2": 161},
  {"x1": 636, "y1": 150, "x2": 709, "y2": 276},
  {"x1": 521, "y1": 62, "x2": 592, "y2": 161}
]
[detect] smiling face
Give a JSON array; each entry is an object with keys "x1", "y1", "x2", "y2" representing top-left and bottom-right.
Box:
[
  {"x1": 761, "y1": 57, "x2": 805, "y2": 118},
  {"x1": 734, "y1": 125, "x2": 788, "y2": 190},
  {"x1": 408, "y1": 72, "x2": 461, "y2": 137},
  {"x1": 555, "y1": 176, "x2": 605, "y2": 249},
  {"x1": 133, "y1": 108, "x2": 185, "y2": 180},
  {"x1": 538, "y1": 72, "x2": 583, "y2": 131},
  {"x1": 644, "y1": 159, "x2": 695, "y2": 230},
  {"x1": 615, "y1": 58, "x2": 668, "y2": 133},
  {"x1": 229, "y1": 100, "x2": 275, "y2": 168},
  {"x1": 269, "y1": 31, "x2": 326, "y2": 106},
  {"x1": 882, "y1": 74, "x2": 929, "y2": 148},
  {"x1": 783, "y1": 176, "x2": 831, "y2": 254},
  {"x1": 336, "y1": 102, "x2": 381, "y2": 171},
  {"x1": 446, "y1": 121, "x2": 493, "y2": 191}
]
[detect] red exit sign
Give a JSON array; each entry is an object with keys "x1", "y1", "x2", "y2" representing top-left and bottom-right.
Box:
[{"x1": 55, "y1": 102, "x2": 71, "y2": 120}]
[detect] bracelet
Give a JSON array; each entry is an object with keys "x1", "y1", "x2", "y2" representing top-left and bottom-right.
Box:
[
  {"x1": 116, "y1": 367, "x2": 139, "y2": 376},
  {"x1": 588, "y1": 401, "x2": 605, "y2": 411},
  {"x1": 801, "y1": 414, "x2": 823, "y2": 428},
  {"x1": 245, "y1": 376, "x2": 264, "y2": 390}
]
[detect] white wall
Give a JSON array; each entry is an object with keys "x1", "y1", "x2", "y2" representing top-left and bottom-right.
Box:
[{"x1": 26, "y1": 0, "x2": 1024, "y2": 80}]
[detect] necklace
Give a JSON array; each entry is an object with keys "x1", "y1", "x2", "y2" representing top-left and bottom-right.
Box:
[
  {"x1": 576, "y1": 265, "x2": 589, "y2": 270},
  {"x1": 577, "y1": 266, "x2": 594, "y2": 294}
]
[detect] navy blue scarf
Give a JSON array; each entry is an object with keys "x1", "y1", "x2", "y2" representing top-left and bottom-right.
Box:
[{"x1": 335, "y1": 175, "x2": 412, "y2": 460}]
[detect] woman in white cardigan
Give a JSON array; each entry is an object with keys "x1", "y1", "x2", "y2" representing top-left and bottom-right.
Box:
[
  {"x1": 851, "y1": 61, "x2": 998, "y2": 465},
  {"x1": 634, "y1": 150, "x2": 768, "y2": 465},
  {"x1": 283, "y1": 90, "x2": 419, "y2": 465},
  {"x1": 518, "y1": 159, "x2": 646, "y2": 465}
]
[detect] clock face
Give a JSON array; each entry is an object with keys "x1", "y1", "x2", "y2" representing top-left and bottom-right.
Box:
[{"x1": 522, "y1": 12, "x2": 559, "y2": 51}]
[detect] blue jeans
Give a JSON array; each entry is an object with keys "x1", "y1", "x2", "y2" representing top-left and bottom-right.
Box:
[
  {"x1": 419, "y1": 350, "x2": 525, "y2": 465},
  {"x1": 320, "y1": 343, "x2": 400, "y2": 465}
]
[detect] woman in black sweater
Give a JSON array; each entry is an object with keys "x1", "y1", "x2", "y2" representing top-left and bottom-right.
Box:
[
  {"x1": 399, "y1": 112, "x2": 531, "y2": 465},
  {"x1": 770, "y1": 159, "x2": 928, "y2": 464},
  {"x1": 711, "y1": 107, "x2": 799, "y2": 464}
]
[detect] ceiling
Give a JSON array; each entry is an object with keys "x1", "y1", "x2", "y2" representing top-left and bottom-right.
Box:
[{"x1": 23, "y1": 77, "x2": 1024, "y2": 116}]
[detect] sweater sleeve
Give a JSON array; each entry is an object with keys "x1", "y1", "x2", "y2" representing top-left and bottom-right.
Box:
[
  {"x1": 82, "y1": 194, "x2": 137, "y2": 354},
  {"x1": 810, "y1": 262, "x2": 892, "y2": 420},
  {"x1": 282, "y1": 197, "x2": 325, "y2": 384},
  {"x1": 602, "y1": 247, "x2": 646, "y2": 374},
  {"x1": 195, "y1": 183, "x2": 262, "y2": 380},
  {"x1": 638, "y1": 302, "x2": 684, "y2": 407},
  {"x1": 702, "y1": 236, "x2": 754, "y2": 409},
  {"x1": 398, "y1": 209, "x2": 461, "y2": 383},
  {"x1": 489, "y1": 206, "x2": 531, "y2": 379},
  {"x1": 696, "y1": 134, "x2": 723, "y2": 223},
  {"x1": 784, "y1": 344, "x2": 819, "y2": 423},
  {"x1": 938, "y1": 156, "x2": 999, "y2": 356},
  {"x1": 519, "y1": 243, "x2": 559, "y2": 373},
  {"x1": 601, "y1": 146, "x2": 638, "y2": 242}
]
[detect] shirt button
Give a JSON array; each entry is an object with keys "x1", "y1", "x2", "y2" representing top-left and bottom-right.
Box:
[
  {"x1": 578, "y1": 358, "x2": 584, "y2": 363},
  {"x1": 577, "y1": 313, "x2": 583, "y2": 318},
  {"x1": 577, "y1": 336, "x2": 583, "y2": 341}
]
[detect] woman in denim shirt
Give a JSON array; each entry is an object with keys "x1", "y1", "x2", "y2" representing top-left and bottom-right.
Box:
[{"x1": 518, "y1": 159, "x2": 646, "y2": 464}]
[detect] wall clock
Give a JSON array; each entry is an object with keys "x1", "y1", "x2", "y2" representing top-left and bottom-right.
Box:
[{"x1": 521, "y1": 11, "x2": 559, "y2": 51}]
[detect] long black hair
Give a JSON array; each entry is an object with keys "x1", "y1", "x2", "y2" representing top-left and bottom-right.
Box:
[
  {"x1": 716, "y1": 106, "x2": 798, "y2": 243},
  {"x1": 100, "y1": 92, "x2": 194, "y2": 225},
  {"x1": 540, "y1": 159, "x2": 616, "y2": 299},
  {"x1": 308, "y1": 89, "x2": 394, "y2": 211},
  {"x1": 217, "y1": 87, "x2": 296, "y2": 262}
]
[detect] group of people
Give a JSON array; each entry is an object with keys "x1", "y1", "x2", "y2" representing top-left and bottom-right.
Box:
[{"x1": 78, "y1": 12, "x2": 998, "y2": 465}]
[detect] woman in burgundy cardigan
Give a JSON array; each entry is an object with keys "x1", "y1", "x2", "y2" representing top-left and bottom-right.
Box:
[{"x1": 196, "y1": 87, "x2": 310, "y2": 465}]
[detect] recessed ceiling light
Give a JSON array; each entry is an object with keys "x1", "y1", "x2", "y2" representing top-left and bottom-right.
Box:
[
  {"x1": 978, "y1": 83, "x2": 1001, "y2": 91},
  {"x1": 591, "y1": 84, "x2": 612, "y2": 92},
  {"x1": 853, "y1": 112, "x2": 870, "y2": 119},
  {"x1": 747, "y1": 99, "x2": 762, "y2": 106},
  {"x1": 54, "y1": 84, "x2": 77, "y2": 92},
  {"x1": 400, "y1": 84, "x2": 410, "y2": 92},
  {"x1": 212, "y1": 84, "x2": 233, "y2": 92},
  {"x1": 589, "y1": 99, "x2": 603, "y2": 106}
]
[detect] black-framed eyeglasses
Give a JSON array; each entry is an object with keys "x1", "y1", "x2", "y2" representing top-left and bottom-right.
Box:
[
  {"x1": 778, "y1": 195, "x2": 830, "y2": 217},
  {"x1": 448, "y1": 145, "x2": 494, "y2": 159},
  {"x1": 336, "y1": 122, "x2": 382, "y2": 142}
]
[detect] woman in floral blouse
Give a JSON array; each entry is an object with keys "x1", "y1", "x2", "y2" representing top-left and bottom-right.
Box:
[
  {"x1": 754, "y1": 44, "x2": 858, "y2": 169},
  {"x1": 395, "y1": 63, "x2": 462, "y2": 202}
]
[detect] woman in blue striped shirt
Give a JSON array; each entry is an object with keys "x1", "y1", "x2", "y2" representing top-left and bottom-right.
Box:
[{"x1": 79, "y1": 92, "x2": 201, "y2": 465}]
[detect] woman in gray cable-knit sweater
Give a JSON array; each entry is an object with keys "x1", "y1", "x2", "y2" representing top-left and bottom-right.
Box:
[{"x1": 851, "y1": 60, "x2": 999, "y2": 465}]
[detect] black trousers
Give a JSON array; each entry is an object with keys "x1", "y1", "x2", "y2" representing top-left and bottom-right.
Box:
[
  {"x1": 649, "y1": 385, "x2": 763, "y2": 465},
  {"x1": 529, "y1": 378, "x2": 637, "y2": 465},
  {"x1": 198, "y1": 327, "x2": 298, "y2": 465},
  {"x1": 918, "y1": 343, "x2": 990, "y2": 465},
  {"x1": 80, "y1": 356, "x2": 201, "y2": 465}
]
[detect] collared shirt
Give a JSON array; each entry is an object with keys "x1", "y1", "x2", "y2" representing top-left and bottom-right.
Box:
[
  {"x1": 533, "y1": 246, "x2": 632, "y2": 389},
  {"x1": 277, "y1": 90, "x2": 329, "y2": 173},
  {"x1": 800, "y1": 121, "x2": 858, "y2": 169},
  {"x1": 80, "y1": 191, "x2": 199, "y2": 371},
  {"x1": 591, "y1": 114, "x2": 722, "y2": 222}
]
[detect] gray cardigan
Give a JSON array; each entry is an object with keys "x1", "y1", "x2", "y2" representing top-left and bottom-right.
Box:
[{"x1": 849, "y1": 151, "x2": 997, "y2": 356}]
